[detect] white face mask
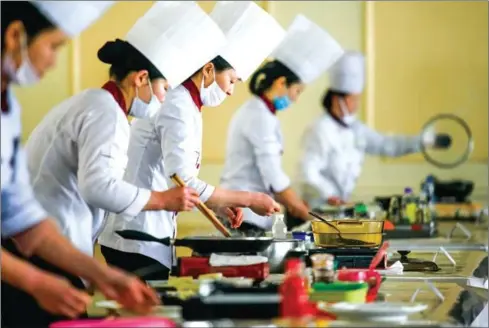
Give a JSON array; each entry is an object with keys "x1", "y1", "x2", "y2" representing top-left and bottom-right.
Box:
[
  {"x1": 2, "y1": 35, "x2": 40, "y2": 86},
  {"x1": 339, "y1": 98, "x2": 357, "y2": 125},
  {"x1": 200, "y1": 69, "x2": 227, "y2": 107},
  {"x1": 129, "y1": 82, "x2": 162, "y2": 119}
]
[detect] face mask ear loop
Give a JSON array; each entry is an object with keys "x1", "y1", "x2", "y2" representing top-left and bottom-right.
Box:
[
  {"x1": 339, "y1": 97, "x2": 349, "y2": 117},
  {"x1": 20, "y1": 32, "x2": 31, "y2": 67},
  {"x1": 148, "y1": 78, "x2": 155, "y2": 98}
]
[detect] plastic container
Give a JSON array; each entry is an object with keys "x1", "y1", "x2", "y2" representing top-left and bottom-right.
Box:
[
  {"x1": 272, "y1": 214, "x2": 287, "y2": 239},
  {"x1": 311, "y1": 219, "x2": 384, "y2": 248},
  {"x1": 310, "y1": 254, "x2": 335, "y2": 284},
  {"x1": 336, "y1": 269, "x2": 382, "y2": 302},
  {"x1": 309, "y1": 282, "x2": 368, "y2": 304},
  {"x1": 50, "y1": 318, "x2": 177, "y2": 328},
  {"x1": 401, "y1": 187, "x2": 418, "y2": 224}
]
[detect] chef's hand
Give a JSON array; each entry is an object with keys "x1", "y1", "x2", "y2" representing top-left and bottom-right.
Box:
[
  {"x1": 219, "y1": 207, "x2": 244, "y2": 228},
  {"x1": 31, "y1": 272, "x2": 92, "y2": 318},
  {"x1": 96, "y1": 267, "x2": 160, "y2": 314},
  {"x1": 327, "y1": 196, "x2": 344, "y2": 206},
  {"x1": 147, "y1": 187, "x2": 200, "y2": 212},
  {"x1": 249, "y1": 193, "x2": 281, "y2": 216}
]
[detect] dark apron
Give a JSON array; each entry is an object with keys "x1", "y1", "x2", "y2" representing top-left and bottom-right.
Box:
[
  {"x1": 1, "y1": 239, "x2": 88, "y2": 328},
  {"x1": 284, "y1": 210, "x2": 305, "y2": 231},
  {"x1": 100, "y1": 245, "x2": 170, "y2": 281}
]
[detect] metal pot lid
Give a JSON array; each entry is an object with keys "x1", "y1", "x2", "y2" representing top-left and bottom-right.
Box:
[{"x1": 420, "y1": 114, "x2": 473, "y2": 169}]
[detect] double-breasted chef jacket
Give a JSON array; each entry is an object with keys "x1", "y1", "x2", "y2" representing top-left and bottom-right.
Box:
[
  {"x1": 1, "y1": 1, "x2": 114, "y2": 239},
  {"x1": 2, "y1": 89, "x2": 49, "y2": 238},
  {"x1": 99, "y1": 1, "x2": 285, "y2": 269},
  {"x1": 297, "y1": 114, "x2": 422, "y2": 210},
  {"x1": 2, "y1": 2, "x2": 114, "y2": 326},
  {"x1": 24, "y1": 1, "x2": 225, "y2": 258},
  {"x1": 296, "y1": 51, "x2": 423, "y2": 209},
  {"x1": 220, "y1": 15, "x2": 344, "y2": 230}
]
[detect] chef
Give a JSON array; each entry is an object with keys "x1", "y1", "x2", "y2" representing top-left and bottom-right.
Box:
[
  {"x1": 24, "y1": 0, "x2": 207, "y2": 282},
  {"x1": 99, "y1": 1, "x2": 284, "y2": 278},
  {"x1": 2, "y1": 1, "x2": 159, "y2": 325},
  {"x1": 295, "y1": 51, "x2": 452, "y2": 223},
  {"x1": 219, "y1": 15, "x2": 344, "y2": 235}
]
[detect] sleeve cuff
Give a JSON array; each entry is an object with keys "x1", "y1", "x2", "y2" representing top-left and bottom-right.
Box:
[
  {"x1": 271, "y1": 176, "x2": 291, "y2": 194},
  {"x1": 2, "y1": 211, "x2": 46, "y2": 238},
  {"x1": 119, "y1": 188, "x2": 151, "y2": 217},
  {"x1": 199, "y1": 184, "x2": 215, "y2": 203}
]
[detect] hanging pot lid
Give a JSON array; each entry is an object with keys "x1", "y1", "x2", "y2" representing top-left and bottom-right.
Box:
[{"x1": 420, "y1": 114, "x2": 473, "y2": 169}]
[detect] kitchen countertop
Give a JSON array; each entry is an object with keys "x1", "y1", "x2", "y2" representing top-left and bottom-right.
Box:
[{"x1": 88, "y1": 219, "x2": 487, "y2": 326}]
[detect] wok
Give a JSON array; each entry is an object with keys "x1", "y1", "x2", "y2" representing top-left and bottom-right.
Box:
[{"x1": 116, "y1": 230, "x2": 273, "y2": 254}]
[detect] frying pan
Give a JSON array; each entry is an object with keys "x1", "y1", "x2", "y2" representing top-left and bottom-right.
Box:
[{"x1": 116, "y1": 230, "x2": 273, "y2": 254}]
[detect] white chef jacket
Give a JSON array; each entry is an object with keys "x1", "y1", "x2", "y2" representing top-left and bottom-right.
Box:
[
  {"x1": 297, "y1": 114, "x2": 422, "y2": 209},
  {"x1": 1, "y1": 89, "x2": 47, "y2": 238},
  {"x1": 99, "y1": 79, "x2": 215, "y2": 269},
  {"x1": 25, "y1": 86, "x2": 151, "y2": 256},
  {"x1": 220, "y1": 96, "x2": 290, "y2": 230}
]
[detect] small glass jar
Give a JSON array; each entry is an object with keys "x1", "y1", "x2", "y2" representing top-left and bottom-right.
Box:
[{"x1": 310, "y1": 253, "x2": 335, "y2": 284}]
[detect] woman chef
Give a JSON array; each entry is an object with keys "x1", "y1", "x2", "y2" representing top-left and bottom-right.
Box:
[
  {"x1": 295, "y1": 51, "x2": 451, "y2": 220},
  {"x1": 219, "y1": 15, "x2": 344, "y2": 236},
  {"x1": 99, "y1": 1, "x2": 284, "y2": 279},
  {"x1": 24, "y1": 1, "x2": 204, "y2": 277},
  {"x1": 2, "y1": 1, "x2": 160, "y2": 326}
]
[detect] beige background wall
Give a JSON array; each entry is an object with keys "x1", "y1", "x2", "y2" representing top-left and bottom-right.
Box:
[{"x1": 14, "y1": 2, "x2": 488, "y2": 249}]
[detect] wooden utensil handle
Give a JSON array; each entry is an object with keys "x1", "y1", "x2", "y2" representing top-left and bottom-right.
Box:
[{"x1": 170, "y1": 174, "x2": 231, "y2": 237}]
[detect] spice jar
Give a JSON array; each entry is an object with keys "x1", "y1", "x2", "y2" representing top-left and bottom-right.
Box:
[{"x1": 310, "y1": 254, "x2": 335, "y2": 284}]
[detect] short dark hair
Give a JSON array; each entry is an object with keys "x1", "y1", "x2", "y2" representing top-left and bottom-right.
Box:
[
  {"x1": 211, "y1": 56, "x2": 233, "y2": 72},
  {"x1": 190, "y1": 55, "x2": 234, "y2": 79},
  {"x1": 322, "y1": 88, "x2": 348, "y2": 112},
  {"x1": 97, "y1": 39, "x2": 165, "y2": 82},
  {"x1": 248, "y1": 60, "x2": 300, "y2": 97},
  {"x1": 1, "y1": 1, "x2": 56, "y2": 52}
]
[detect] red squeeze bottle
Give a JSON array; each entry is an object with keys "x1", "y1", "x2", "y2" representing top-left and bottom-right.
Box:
[{"x1": 279, "y1": 259, "x2": 310, "y2": 318}]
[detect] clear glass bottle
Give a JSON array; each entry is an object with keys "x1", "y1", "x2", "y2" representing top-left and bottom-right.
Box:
[{"x1": 272, "y1": 213, "x2": 287, "y2": 239}]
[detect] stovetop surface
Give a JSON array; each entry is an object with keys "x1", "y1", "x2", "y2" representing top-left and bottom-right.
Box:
[
  {"x1": 308, "y1": 247, "x2": 379, "y2": 256},
  {"x1": 189, "y1": 247, "x2": 381, "y2": 257}
]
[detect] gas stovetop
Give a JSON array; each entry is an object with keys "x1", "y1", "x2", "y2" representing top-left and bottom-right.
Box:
[{"x1": 307, "y1": 247, "x2": 384, "y2": 269}]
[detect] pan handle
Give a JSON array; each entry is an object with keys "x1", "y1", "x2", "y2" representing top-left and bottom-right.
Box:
[
  {"x1": 170, "y1": 174, "x2": 231, "y2": 237},
  {"x1": 172, "y1": 238, "x2": 192, "y2": 248}
]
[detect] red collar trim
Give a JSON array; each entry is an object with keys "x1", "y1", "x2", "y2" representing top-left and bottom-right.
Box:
[
  {"x1": 102, "y1": 81, "x2": 127, "y2": 115},
  {"x1": 259, "y1": 95, "x2": 276, "y2": 115},
  {"x1": 182, "y1": 78, "x2": 203, "y2": 111}
]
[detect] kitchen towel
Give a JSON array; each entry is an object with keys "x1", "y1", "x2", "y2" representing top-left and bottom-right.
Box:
[{"x1": 209, "y1": 254, "x2": 268, "y2": 267}]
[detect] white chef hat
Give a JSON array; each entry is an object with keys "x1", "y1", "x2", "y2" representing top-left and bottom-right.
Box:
[
  {"x1": 31, "y1": 1, "x2": 114, "y2": 37},
  {"x1": 272, "y1": 15, "x2": 344, "y2": 84},
  {"x1": 125, "y1": 1, "x2": 226, "y2": 88},
  {"x1": 210, "y1": 1, "x2": 285, "y2": 82},
  {"x1": 329, "y1": 51, "x2": 365, "y2": 94}
]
